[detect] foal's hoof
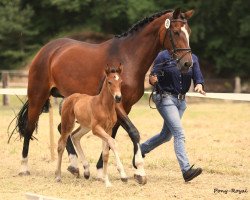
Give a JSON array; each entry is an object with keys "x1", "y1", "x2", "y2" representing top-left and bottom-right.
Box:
[
  {"x1": 67, "y1": 166, "x2": 80, "y2": 178},
  {"x1": 121, "y1": 177, "x2": 128, "y2": 183},
  {"x1": 18, "y1": 171, "x2": 30, "y2": 176},
  {"x1": 84, "y1": 171, "x2": 90, "y2": 179},
  {"x1": 55, "y1": 177, "x2": 62, "y2": 182},
  {"x1": 134, "y1": 174, "x2": 147, "y2": 185}
]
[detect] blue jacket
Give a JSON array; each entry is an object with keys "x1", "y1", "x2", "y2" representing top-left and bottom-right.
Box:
[{"x1": 151, "y1": 50, "x2": 204, "y2": 95}]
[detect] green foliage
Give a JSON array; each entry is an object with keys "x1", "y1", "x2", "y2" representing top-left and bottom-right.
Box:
[
  {"x1": 0, "y1": 0, "x2": 37, "y2": 69},
  {"x1": 0, "y1": 0, "x2": 249, "y2": 78}
]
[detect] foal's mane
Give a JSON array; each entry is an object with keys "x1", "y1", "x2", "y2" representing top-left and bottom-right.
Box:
[{"x1": 115, "y1": 9, "x2": 173, "y2": 38}]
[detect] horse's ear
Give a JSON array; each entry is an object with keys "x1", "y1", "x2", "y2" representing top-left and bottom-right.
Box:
[
  {"x1": 184, "y1": 10, "x2": 194, "y2": 20},
  {"x1": 173, "y1": 8, "x2": 181, "y2": 19}
]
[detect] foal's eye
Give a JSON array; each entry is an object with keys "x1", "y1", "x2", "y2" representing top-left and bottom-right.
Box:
[
  {"x1": 173, "y1": 31, "x2": 180, "y2": 36},
  {"x1": 108, "y1": 81, "x2": 112, "y2": 85}
]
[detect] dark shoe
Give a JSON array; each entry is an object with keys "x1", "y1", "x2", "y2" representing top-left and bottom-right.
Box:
[{"x1": 183, "y1": 165, "x2": 202, "y2": 182}]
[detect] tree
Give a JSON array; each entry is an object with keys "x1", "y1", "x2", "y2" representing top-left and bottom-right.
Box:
[{"x1": 0, "y1": 0, "x2": 37, "y2": 69}]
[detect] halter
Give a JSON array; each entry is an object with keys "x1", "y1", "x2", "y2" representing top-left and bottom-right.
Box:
[{"x1": 162, "y1": 18, "x2": 192, "y2": 63}]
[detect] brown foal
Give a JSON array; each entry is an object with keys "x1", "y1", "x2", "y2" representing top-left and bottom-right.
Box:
[{"x1": 55, "y1": 65, "x2": 127, "y2": 187}]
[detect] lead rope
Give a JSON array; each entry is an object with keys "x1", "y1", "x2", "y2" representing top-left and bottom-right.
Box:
[{"x1": 149, "y1": 84, "x2": 157, "y2": 109}]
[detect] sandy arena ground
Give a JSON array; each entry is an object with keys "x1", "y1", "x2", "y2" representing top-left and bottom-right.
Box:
[{"x1": 0, "y1": 97, "x2": 249, "y2": 200}]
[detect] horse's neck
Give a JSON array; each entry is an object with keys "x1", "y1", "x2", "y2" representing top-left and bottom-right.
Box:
[
  {"x1": 118, "y1": 15, "x2": 167, "y2": 76},
  {"x1": 98, "y1": 79, "x2": 115, "y2": 109}
]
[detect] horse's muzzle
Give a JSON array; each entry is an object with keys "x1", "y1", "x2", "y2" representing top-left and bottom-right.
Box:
[{"x1": 178, "y1": 61, "x2": 193, "y2": 73}]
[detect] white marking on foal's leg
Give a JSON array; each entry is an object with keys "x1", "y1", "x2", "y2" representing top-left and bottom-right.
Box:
[
  {"x1": 134, "y1": 143, "x2": 146, "y2": 177},
  {"x1": 19, "y1": 157, "x2": 29, "y2": 175}
]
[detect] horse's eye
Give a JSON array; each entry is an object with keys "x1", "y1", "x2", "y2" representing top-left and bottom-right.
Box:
[{"x1": 108, "y1": 81, "x2": 112, "y2": 85}]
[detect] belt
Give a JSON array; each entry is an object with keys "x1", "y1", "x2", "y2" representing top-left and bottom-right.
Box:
[{"x1": 155, "y1": 91, "x2": 186, "y2": 100}]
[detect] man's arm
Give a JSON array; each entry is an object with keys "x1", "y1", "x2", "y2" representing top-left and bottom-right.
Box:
[{"x1": 192, "y1": 55, "x2": 206, "y2": 95}]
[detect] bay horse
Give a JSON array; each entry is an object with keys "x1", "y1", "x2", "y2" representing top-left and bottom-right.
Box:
[
  {"x1": 56, "y1": 65, "x2": 127, "y2": 187},
  {"x1": 16, "y1": 8, "x2": 194, "y2": 184}
]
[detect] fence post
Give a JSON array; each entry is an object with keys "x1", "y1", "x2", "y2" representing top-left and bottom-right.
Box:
[
  {"x1": 234, "y1": 76, "x2": 241, "y2": 93},
  {"x1": 2, "y1": 71, "x2": 9, "y2": 106},
  {"x1": 49, "y1": 97, "x2": 56, "y2": 161}
]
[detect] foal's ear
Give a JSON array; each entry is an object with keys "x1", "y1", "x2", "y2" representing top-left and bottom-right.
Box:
[
  {"x1": 118, "y1": 63, "x2": 123, "y2": 74},
  {"x1": 173, "y1": 8, "x2": 181, "y2": 19},
  {"x1": 184, "y1": 10, "x2": 194, "y2": 20},
  {"x1": 105, "y1": 64, "x2": 110, "y2": 75}
]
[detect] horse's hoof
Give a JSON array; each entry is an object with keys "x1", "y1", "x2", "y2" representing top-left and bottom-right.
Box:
[
  {"x1": 55, "y1": 177, "x2": 61, "y2": 182},
  {"x1": 18, "y1": 171, "x2": 30, "y2": 176},
  {"x1": 134, "y1": 174, "x2": 147, "y2": 185},
  {"x1": 67, "y1": 166, "x2": 80, "y2": 178},
  {"x1": 105, "y1": 182, "x2": 112, "y2": 188},
  {"x1": 84, "y1": 171, "x2": 90, "y2": 179},
  {"x1": 121, "y1": 177, "x2": 128, "y2": 183}
]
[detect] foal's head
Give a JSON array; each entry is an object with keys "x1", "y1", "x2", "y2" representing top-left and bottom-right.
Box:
[
  {"x1": 105, "y1": 64, "x2": 123, "y2": 103},
  {"x1": 159, "y1": 8, "x2": 194, "y2": 73}
]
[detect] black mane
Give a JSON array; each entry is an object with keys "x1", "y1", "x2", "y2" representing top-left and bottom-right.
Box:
[{"x1": 115, "y1": 9, "x2": 173, "y2": 38}]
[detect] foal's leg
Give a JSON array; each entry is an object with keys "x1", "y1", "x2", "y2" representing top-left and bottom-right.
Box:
[
  {"x1": 55, "y1": 108, "x2": 75, "y2": 182},
  {"x1": 93, "y1": 125, "x2": 127, "y2": 184},
  {"x1": 58, "y1": 122, "x2": 79, "y2": 176},
  {"x1": 96, "y1": 106, "x2": 146, "y2": 185},
  {"x1": 55, "y1": 135, "x2": 67, "y2": 182},
  {"x1": 71, "y1": 126, "x2": 91, "y2": 179},
  {"x1": 102, "y1": 140, "x2": 111, "y2": 187},
  {"x1": 96, "y1": 123, "x2": 120, "y2": 179}
]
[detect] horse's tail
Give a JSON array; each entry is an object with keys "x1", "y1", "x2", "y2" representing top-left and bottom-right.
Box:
[
  {"x1": 16, "y1": 100, "x2": 29, "y2": 138},
  {"x1": 8, "y1": 99, "x2": 50, "y2": 143}
]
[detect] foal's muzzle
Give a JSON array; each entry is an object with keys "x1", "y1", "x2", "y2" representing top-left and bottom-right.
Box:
[{"x1": 115, "y1": 95, "x2": 122, "y2": 103}]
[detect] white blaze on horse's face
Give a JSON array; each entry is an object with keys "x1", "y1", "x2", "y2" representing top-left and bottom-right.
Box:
[{"x1": 181, "y1": 25, "x2": 190, "y2": 47}]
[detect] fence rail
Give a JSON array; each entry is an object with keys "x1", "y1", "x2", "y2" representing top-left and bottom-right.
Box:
[{"x1": 1, "y1": 70, "x2": 250, "y2": 105}]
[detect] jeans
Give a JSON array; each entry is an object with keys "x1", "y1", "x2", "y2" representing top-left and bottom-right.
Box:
[{"x1": 141, "y1": 93, "x2": 190, "y2": 173}]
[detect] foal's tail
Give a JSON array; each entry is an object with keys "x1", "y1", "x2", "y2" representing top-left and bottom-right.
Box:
[{"x1": 8, "y1": 99, "x2": 50, "y2": 143}]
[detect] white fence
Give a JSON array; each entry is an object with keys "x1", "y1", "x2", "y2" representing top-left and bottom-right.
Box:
[{"x1": 1, "y1": 88, "x2": 250, "y2": 101}]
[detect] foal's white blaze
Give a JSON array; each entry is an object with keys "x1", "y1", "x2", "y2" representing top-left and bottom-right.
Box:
[
  {"x1": 181, "y1": 25, "x2": 190, "y2": 46},
  {"x1": 114, "y1": 75, "x2": 119, "y2": 80}
]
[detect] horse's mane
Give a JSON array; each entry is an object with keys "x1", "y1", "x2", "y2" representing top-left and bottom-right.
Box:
[{"x1": 115, "y1": 9, "x2": 173, "y2": 38}]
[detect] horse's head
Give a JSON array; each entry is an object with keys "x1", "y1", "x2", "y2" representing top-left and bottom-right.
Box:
[
  {"x1": 159, "y1": 8, "x2": 194, "y2": 73},
  {"x1": 105, "y1": 64, "x2": 123, "y2": 103}
]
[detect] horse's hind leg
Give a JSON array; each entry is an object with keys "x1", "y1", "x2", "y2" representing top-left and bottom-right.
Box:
[
  {"x1": 71, "y1": 126, "x2": 91, "y2": 179},
  {"x1": 19, "y1": 94, "x2": 49, "y2": 176}
]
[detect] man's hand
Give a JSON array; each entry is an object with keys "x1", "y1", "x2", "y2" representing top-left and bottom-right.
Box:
[
  {"x1": 194, "y1": 84, "x2": 206, "y2": 95},
  {"x1": 149, "y1": 75, "x2": 158, "y2": 86}
]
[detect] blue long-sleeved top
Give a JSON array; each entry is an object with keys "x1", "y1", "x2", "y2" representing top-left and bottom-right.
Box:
[{"x1": 151, "y1": 50, "x2": 204, "y2": 95}]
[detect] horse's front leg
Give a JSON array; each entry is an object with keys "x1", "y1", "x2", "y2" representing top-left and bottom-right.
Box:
[{"x1": 118, "y1": 113, "x2": 147, "y2": 185}]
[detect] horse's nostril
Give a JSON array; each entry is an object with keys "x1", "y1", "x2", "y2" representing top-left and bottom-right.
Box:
[{"x1": 184, "y1": 61, "x2": 192, "y2": 68}]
